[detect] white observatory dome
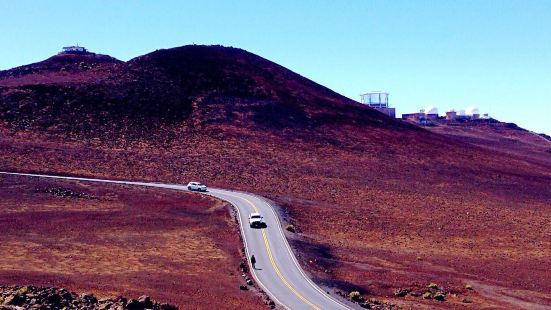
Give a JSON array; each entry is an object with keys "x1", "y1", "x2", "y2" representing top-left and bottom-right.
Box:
[
  {"x1": 466, "y1": 106, "x2": 479, "y2": 115},
  {"x1": 425, "y1": 106, "x2": 438, "y2": 115}
]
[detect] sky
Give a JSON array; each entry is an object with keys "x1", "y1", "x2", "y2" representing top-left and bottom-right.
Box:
[{"x1": 1, "y1": 0, "x2": 550, "y2": 134}]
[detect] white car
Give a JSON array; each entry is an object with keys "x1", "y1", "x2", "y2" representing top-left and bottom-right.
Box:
[
  {"x1": 187, "y1": 182, "x2": 207, "y2": 192},
  {"x1": 248, "y1": 213, "x2": 265, "y2": 228}
]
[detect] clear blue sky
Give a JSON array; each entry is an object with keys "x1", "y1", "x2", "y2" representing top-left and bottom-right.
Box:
[{"x1": 1, "y1": 0, "x2": 550, "y2": 134}]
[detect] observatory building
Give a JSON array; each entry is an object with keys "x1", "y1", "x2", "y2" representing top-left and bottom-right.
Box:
[
  {"x1": 446, "y1": 110, "x2": 457, "y2": 120},
  {"x1": 424, "y1": 106, "x2": 439, "y2": 120},
  {"x1": 402, "y1": 105, "x2": 488, "y2": 125},
  {"x1": 359, "y1": 91, "x2": 395, "y2": 117},
  {"x1": 400, "y1": 106, "x2": 437, "y2": 126},
  {"x1": 59, "y1": 45, "x2": 89, "y2": 55},
  {"x1": 466, "y1": 106, "x2": 480, "y2": 119},
  {"x1": 402, "y1": 110, "x2": 427, "y2": 122}
]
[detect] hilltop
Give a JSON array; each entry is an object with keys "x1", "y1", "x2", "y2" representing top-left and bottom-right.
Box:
[
  {"x1": 1, "y1": 45, "x2": 550, "y2": 309},
  {"x1": 0, "y1": 45, "x2": 399, "y2": 142}
]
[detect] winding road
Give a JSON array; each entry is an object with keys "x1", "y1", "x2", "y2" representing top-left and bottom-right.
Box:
[{"x1": 0, "y1": 172, "x2": 352, "y2": 310}]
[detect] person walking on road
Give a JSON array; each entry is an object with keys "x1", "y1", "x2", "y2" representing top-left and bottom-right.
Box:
[{"x1": 251, "y1": 254, "x2": 257, "y2": 269}]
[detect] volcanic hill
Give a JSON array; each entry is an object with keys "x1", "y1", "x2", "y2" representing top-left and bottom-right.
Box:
[
  {"x1": 1, "y1": 45, "x2": 551, "y2": 309},
  {"x1": 0, "y1": 45, "x2": 399, "y2": 141}
]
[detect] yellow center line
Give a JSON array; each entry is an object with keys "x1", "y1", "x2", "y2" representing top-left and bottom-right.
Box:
[
  {"x1": 260, "y1": 227, "x2": 322, "y2": 310},
  {"x1": 225, "y1": 193, "x2": 321, "y2": 310}
]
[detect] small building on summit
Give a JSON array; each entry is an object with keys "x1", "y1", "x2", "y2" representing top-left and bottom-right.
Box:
[
  {"x1": 424, "y1": 106, "x2": 439, "y2": 120},
  {"x1": 446, "y1": 110, "x2": 457, "y2": 120},
  {"x1": 60, "y1": 45, "x2": 89, "y2": 54},
  {"x1": 402, "y1": 111, "x2": 426, "y2": 121},
  {"x1": 466, "y1": 106, "x2": 480, "y2": 120}
]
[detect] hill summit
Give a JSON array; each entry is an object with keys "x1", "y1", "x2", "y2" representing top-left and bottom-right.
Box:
[{"x1": 0, "y1": 45, "x2": 400, "y2": 140}]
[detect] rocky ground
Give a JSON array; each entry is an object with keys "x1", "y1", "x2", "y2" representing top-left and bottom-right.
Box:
[
  {"x1": 0, "y1": 176, "x2": 266, "y2": 309},
  {"x1": 1, "y1": 45, "x2": 550, "y2": 309},
  {"x1": 0, "y1": 285, "x2": 177, "y2": 310}
]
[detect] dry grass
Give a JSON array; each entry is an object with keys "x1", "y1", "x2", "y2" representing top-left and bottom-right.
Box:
[{"x1": 0, "y1": 176, "x2": 264, "y2": 309}]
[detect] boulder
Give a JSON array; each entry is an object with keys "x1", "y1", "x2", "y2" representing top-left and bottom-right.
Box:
[
  {"x1": 138, "y1": 295, "x2": 153, "y2": 308},
  {"x1": 47, "y1": 293, "x2": 62, "y2": 305},
  {"x1": 126, "y1": 299, "x2": 143, "y2": 310},
  {"x1": 433, "y1": 292, "x2": 446, "y2": 301},
  {"x1": 2, "y1": 295, "x2": 15, "y2": 305},
  {"x1": 159, "y1": 303, "x2": 178, "y2": 310},
  {"x1": 393, "y1": 289, "x2": 410, "y2": 297}
]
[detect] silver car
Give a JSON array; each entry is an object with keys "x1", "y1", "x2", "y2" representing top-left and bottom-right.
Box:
[{"x1": 187, "y1": 182, "x2": 207, "y2": 192}]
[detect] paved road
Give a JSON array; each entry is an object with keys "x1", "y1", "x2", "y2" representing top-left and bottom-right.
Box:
[{"x1": 0, "y1": 172, "x2": 352, "y2": 310}]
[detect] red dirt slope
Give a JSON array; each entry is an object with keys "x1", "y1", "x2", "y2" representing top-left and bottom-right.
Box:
[
  {"x1": 427, "y1": 119, "x2": 551, "y2": 167},
  {"x1": 0, "y1": 174, "x2": 265, "y2": 309},
  {"x1": 1, "y1": 45, "x2": 550, "y2": 309}
]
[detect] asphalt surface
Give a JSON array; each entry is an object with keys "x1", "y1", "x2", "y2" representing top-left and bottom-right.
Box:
[{"x1": 0, "y1": 172, "x2": 352, "y2": 310}]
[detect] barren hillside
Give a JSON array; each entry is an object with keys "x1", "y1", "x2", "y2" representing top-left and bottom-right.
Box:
[{"x1": 1, "y1": 45, "x2": 550, "y2": 309}]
